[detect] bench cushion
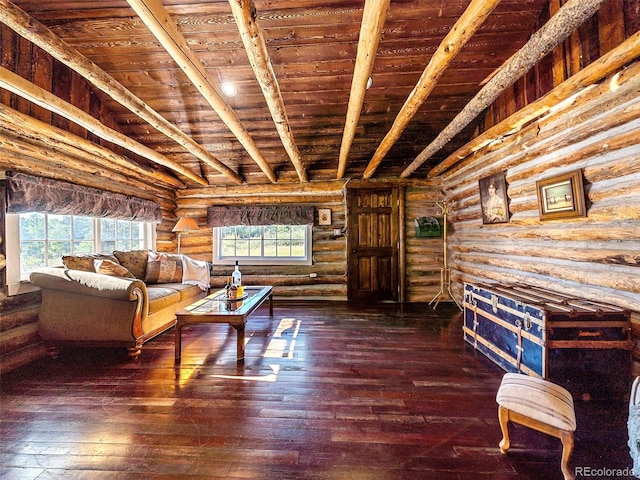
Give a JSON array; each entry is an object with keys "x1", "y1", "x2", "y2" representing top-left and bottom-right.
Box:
[{"x1": 496, "y1": 373, "x2": 576, "y2": 431}]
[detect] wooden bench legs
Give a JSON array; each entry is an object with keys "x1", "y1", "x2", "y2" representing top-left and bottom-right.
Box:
[{"x1": 498, "y1": 405, "x2": 575, "y2": 480}]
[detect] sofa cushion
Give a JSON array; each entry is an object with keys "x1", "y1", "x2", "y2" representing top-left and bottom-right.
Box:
[
  {"x1": 158, "y1": 282, "x2": 204, "y2": 301},
  {"x1": 144, "y1": 252, "x2": 183, "y2": 284},
  {"x1": 62, "y1": 253, "x2": 119, "y2": 272},
  {"x1": 147, "y1": 286, "x2": 182, "y2": 314},
  {"x1": 94, "y1": 258, "x2": 135, "y2": 278},
  {"x1": 113, "y1": 250, "x2": 149, "y2": 280}
]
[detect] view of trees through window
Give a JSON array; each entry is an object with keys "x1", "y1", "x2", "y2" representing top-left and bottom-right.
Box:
[
  {"x1": 19, "y1": 213, "x2": 145, "y2": 276},
  {"x1": 219, "y1": 225, "x2": 306, "y2": 258}
]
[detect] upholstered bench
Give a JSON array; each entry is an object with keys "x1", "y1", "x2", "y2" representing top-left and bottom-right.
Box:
[{"x1": 496, "y1": 373, "x2": 577, "y2": 480}]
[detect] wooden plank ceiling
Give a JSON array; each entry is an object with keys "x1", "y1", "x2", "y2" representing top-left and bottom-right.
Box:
[{"x1": 5, "y1": 0, "x2": 549, "y2": 188}]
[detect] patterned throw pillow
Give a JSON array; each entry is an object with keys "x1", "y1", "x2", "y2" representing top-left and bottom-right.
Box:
[
  {"x1": 94, "y1": 259, "x2": 135, "y2": 278},
  {"x1": 113, "y1": 250, "x2": 149, "y2": 280},
  {"x1": 144, "y1": 252, "x2": 183, "y2": 284},
  {"x1": 62, "y1": 253, "x2": 119, "y2": 272}
]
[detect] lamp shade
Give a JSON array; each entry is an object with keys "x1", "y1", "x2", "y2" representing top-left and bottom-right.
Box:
[{"x1": 172, "y1": 217, "x2": 199, "y2": 233}]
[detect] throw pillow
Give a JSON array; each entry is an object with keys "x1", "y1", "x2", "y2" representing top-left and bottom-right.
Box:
[
  {"x1": 62, "y1": 253, "x2": 119, "y2": 272},
  {"x1": 113, "y1": 250, "x2": 149, "y2": 280},
  {"x1": 94, "y1": 259, "x2": 135, "y2": 278},
  {"x1": 144, "y1": 252, "x2": 183, "y2": 284}
]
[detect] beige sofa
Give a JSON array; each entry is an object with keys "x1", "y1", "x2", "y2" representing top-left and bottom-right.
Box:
[{"x1": 30, "y1": 251, "x2": 209, "y2": 358}]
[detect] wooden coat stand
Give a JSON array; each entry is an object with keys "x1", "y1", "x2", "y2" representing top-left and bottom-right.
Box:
[{"x1": 429, "y1": 201, "x2": 462, "y2": 310}]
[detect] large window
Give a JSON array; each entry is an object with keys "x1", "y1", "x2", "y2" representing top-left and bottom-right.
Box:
[
  {"x1": 7, "y1": 213, "x2": 153, "y2": 284},
  {"x1": 212, "y1": 224, "x2": 312, "y2": 266}
]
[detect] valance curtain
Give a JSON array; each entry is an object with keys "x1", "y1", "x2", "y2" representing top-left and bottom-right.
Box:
[
  {"x1": 5, "y1": 172, "x2": 162, "y2": 223},
  {"x1": 207, "y1": 205, "x2": 314, "y2": 227}
]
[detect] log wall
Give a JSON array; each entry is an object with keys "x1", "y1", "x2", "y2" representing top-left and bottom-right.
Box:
[{"x1": 443, "y1": 19, "x2": 640, "y2": 366}]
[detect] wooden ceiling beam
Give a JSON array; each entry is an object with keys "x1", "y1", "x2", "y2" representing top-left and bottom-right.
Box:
[
  {"x1": 0, "y1": 0, "x2": 244, "y2": 186},
  {"x1": 362, "y1": 0, "x2": 501, "y2": 180},
  {"x1": 0, "y1": 66, "x2": 195, "y2": 188},
  {"x1": 337, "y1": 0, "x2": 390, "y2": 180},
  {"x1": 126, "y1": 0, "x2": 278, "y2": 183},
  {"x1": 228, "y1": 0, "x2": 307, "y2": 183},
  {"x1": 432, "y1": 30, "x2": 640, "y2": 177},
  {"x1": 401, "y1": 0, "x2": 609, "y2": 178}
]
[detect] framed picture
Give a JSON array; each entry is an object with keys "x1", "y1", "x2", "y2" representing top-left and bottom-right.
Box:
[
  {"x1": 479, "y1": 172, "x2": 510, "y2": 224},
  {"x1": 318, "y1": 208, "x2": 332, "y2": 225},
  {"x1": 536, "y1": 170, "x2": 586, "y2": 220},
  {"x1": 414, "y1": 216, "x2": 441, "y2": 237}
]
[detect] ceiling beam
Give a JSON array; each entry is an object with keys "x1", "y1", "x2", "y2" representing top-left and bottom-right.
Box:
[
  {"x1": 337, "y1": 0, "x2": 390, "y2": 180},
  {"x1": 362, "y1": 0, "x2": 501, "y2": 179},
  {"x1": 0, "y1": 66, "x2": 194, "y2": 188},
  {"x1": 401, "y1": 0, "x2": 609, "y2": 178},
  {"x1": 0, "y1": 0, "x2": 245, "y2": 186},
  {"x1": 431, "y1": 30, "x2": 640, "y2": 177},
  {"x1": 126, "y1": 0, "x2": 278, "y2": 184},
  {"x1": 228, "y1": 0, "x2": 307, "y2": 183}
]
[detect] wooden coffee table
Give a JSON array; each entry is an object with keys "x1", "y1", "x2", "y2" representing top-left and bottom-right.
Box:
[{"x1": 175, "y1": 285, "x2": 273, "y2": 364}]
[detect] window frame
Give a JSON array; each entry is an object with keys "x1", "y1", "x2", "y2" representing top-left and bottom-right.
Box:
[
  {"x1": 211, "y1": 224, "x2": 313, "y2": 266},
  {"x1": 5, "y1": 213, "x2": 155, "y2": 292}
]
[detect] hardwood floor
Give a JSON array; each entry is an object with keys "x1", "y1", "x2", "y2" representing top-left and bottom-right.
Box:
[{"x1": 1, "y1": 301, "x2": 633, "y2": 479}]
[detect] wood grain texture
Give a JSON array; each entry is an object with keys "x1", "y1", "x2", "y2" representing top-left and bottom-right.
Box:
[{"x1": 0, "y1": 301, "x2": 632, "y2": 479}]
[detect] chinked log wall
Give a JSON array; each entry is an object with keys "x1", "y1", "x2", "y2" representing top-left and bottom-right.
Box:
[
  {"x1": 443, "y1": 14, "x2": 640, "y2": 366},
  {"x1": 172, "y1": 181, "x2": 444, "y2": 301}
]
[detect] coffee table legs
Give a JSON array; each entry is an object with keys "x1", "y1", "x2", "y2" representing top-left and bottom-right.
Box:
[
  {"x1": 175, "y1": 322, "x2": 184, "y2": 363},
  {"x1": 232, "y1": 323, "x2": 245, "y2": 363}
]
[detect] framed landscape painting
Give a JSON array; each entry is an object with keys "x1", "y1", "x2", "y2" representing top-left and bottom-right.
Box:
[{"x1": 536, "y1": 170, "x2": 586, "y2": 221}]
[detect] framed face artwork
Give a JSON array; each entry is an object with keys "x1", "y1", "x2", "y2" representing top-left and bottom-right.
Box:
[
  {"x1": 479, "y1": 172, "x2": 510, "y2": 224},
  {"x1": 318, "y1": 208, "x2": 332, "y2": 226},
  {"x1": 536, "y1": 170, "x2": 586, "y2": 221}
]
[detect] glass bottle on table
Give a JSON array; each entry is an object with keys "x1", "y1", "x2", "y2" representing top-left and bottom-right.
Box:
[{"x1": 232, "y1": 261, "x2": 243, "y2": 297}]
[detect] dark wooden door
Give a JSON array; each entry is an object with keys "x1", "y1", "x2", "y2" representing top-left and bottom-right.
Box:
[{"x1": 347, "y1": 187, "x2": 399, "y2": 301}]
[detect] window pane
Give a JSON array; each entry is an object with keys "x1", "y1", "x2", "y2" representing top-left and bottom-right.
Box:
[
  {"x1": 49, "y1": 241, "x2": 71, "y2": 260},
  {"x1": 277, "y1": 225, "x2": 291, "y2": 237},
  {"x1": 73, "y1": 241, "x2": 93, "y2": 254},
  {"x1": 20, "y1": 213, "x2": 45, "y2": 240},
  {"x1": 264, "y1": 239, "x2": 277, "y2": 256},
  {"x1": 48, "y1": 215, "x2": 71, "y2": 241},
  {"x1": 101, "y1": 240, "x2": 116, "y2": 253},
  {"x1": 236, "y1": 239, "x2": 249, "y2": 256},
  {"x1": 73, "y1": 216, "x2": 93, "y2": 240},
  {"x1": 236, "y1": 226, "x2": 250, "y2": 239},
  {"x1": 20, "y1": 241, "x2": 45, "y2": 274},
  {"x1": 248, "y1": 239, "x2": 262, "y2": 256},
  {"x1": 117, "y1": 220, "x2": 130, "y2": 240},
  {"x1": 101, "y1": 219, "x2": 116, "y2": 241},
  {"x1": 291, "y1": 225, "x2": 306, "y2": 238},
  {"x1": 291, "y1": 240, "x2": 305, "y2": 256},
  {"x1": 221, "y1": 239, "x2": 236, "y2": 256},
  {"x1": 249, "y1": 226, "x2": 262, "y2": 239},
  {"x1": 264, "y1": 225, "x2": 277, "y2": 239},
  {"x1": 277, "y1": 240, "x2": 291, "y2": 256}
]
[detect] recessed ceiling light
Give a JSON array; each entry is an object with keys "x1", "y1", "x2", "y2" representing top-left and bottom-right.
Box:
[
  {"x1": 221, "y1": 81, "x2": 237, "y2": 97},
  {"x1": 366, "y1": 77, "x2": 373, "y2": 90}
]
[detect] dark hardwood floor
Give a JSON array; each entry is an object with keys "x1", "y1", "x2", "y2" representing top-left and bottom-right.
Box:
[{"x1": 1, "y1": 301, "x2": 633, "y2": 479}]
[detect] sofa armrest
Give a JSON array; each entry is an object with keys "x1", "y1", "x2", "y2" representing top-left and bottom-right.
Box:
[
  {"x1": 30, "y1": 267, "x2": 149, "y2": 343},
  {"x1": 30, "y1": 267, "x2": 145, "y2": 301}
]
